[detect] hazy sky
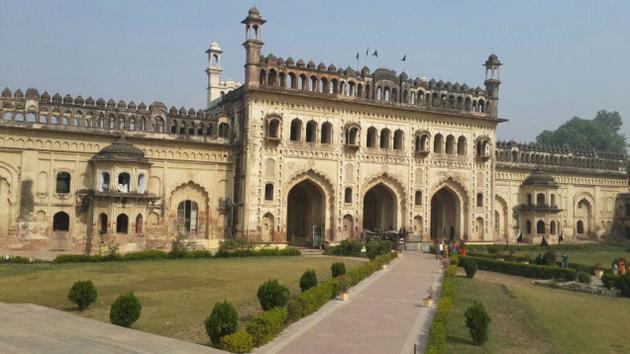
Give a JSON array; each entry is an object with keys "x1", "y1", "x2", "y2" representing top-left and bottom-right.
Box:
[{"x1": 1, "y1": 0, "x2": 629, "y2": 142}]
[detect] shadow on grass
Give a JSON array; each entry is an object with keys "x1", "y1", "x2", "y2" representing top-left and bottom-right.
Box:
[{"x1": 447, "y1": 335, "x2": 472, "y2": 346}]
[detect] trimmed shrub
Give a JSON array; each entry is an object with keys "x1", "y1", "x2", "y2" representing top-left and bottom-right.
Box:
[
  {"x1": 298, "y1": 281, "x2": 335, "y2": 316},
  {"x1": 463, "y1": 258, "x2": 477, "y2": 279},
  {"x1": 299, "y1": 269, "x2": 318, "y2": 292},
  {"x1": 109, "y1": 292, "x2": 142, "y2": 327},
  {"x1": 287, "y1": 298, "x2": 305, "y2": 322},
  {"x1": 246, "y1": 307, "x2": 288, "y2": 346},
  {"x1": 120, "y1": 250, "x2": 168, "y2": 261},
  {"x1": 464, "y1": 301, "x2": 491, "y2": 346},
  {"x1": 257, "y1": 279, "x2": 290, "y2": 311},
  {"x1": 68, "y1": 280, "x2": 97, "y2": 311},
  {"x1": 0, "y1": 255, "x2": 39, "y2": 264},
  {"x1": 379, "y1": 240, "x2": 393, "y2": 255},
  {"x1": 54, "y1": 254, "x2": 90, "y2": 263},
  {"x1": 577, "y1": 271, "x2": 592, "y2": 284},
  {"x1": 458, "y1": 256, "x2": 576, "y2": 281},
  {"x1": 366, "y1": 240, "x2": 381, "y2": 260},
  {"x1": 601, "y1": 273, "x2": 620, "y2": 289},
  {"x1": 487, "y1": 245, "x2": 499, "y2": 255},
  {"x1": 425, "y1": 264, "x2": 457, "y2": 354},
  {"x1": 185, "y1": 249, "x2": 214, "y2": 258},
  {"x1": 542, "y1": 251, "x2": 558, "y2": 265},
  {"x1": 205, "y1": 300, "x2": 239, "y2": 346},
  {"x1": 324, "y1": 239, "x2": 364, "y2": 256},
  {"x1": 220, "y1": 331, "x2": 253, "y2": 353},
  {"x1": 331, "y1": 262, "x2": 347, "y2": 278}
]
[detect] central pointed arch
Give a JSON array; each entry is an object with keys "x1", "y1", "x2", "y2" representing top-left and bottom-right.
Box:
[
  {"x1": 361, "y1": 172, "x2": 407, "y2": 233},
  {"x1": 429, "y1": 177, "x2": 468, "y2": 241}
]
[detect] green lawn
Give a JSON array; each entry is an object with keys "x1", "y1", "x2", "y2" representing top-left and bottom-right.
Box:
[
  {"x1": 446, "y1": 271, "x2": 630, "y2": 354},
  {"x1": 0, "y1": 255, "x2": 364, "y2": 345}
]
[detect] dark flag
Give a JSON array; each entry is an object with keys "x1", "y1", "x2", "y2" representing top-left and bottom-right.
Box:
[
  {"x1": 401, "y1": 54, "x2": 407, "y2": 61},
  {"x1": 355, "y1": 52, "x2": 359, "y2": 60},
  {"x1": 516, "y1": 231, "x2": 523, "y2": 244},
  {"x1": 372, "y1": 50, "x2": 378, "y2": 57},
  {"x1": 365, "y1": 46, "x2": 369, "y2": 56},
  {"x1": 559, "y1": 231, "x2": 564, "y2": 242}
]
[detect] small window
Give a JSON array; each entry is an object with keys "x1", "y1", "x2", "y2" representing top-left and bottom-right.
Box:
[
  {"x1": 527, "y1": 193, "x2": 532, "y2": 206},
  {"x1": 135, "y1": 214, "x2": 143, "y2": 234},
  {"x1": 98, "y1": 213, "x2": 108, "y2": 234},
  {"x1": 100, "y1": 172, "x2": 110, "y2": 192},
  {"x1": 536, "y1": 193, "x2": 545, "y2": 206},
  {"x1": 264, "y1": 183, "x2": 274, "y2": 201},
  {"x1": 56, "y1": 172, "x2": 71, "y2": 194},
  {"x1": 53, "y1": 211, "x2": 70, "y2": 231},
  {"x1": 415, "y1": 191, "x2": 422, "y2": 205},
  {"x1": 476, "y1": 193, "x2": 483, "y2": 207},
  {"x1": 116, "y1": 214, "x2": 128, "y2": 234},
  {"x1": 344, "y1": 187, "x2": 352, "y2": 203},
  {"x1": 525, "y1": 220, "x2": 532, "y2": 234},
  {"x1": 177, "y1": 200, "x2": 198, "y2": 233},
  {"x1": 137, "y1": 174, "x2": 146, "y2": 193},
  {"x1": 576, "y1": 220, "x2": 584, "y2": 234},
  {"x1": 537, "y1": 220, "x2": 545, "y2": 234},
  {"x1": 118, "y1": 172, "x2": 130, "y2": 193}
]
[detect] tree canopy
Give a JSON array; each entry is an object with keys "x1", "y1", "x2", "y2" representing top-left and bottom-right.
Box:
[{"x1": 535, "y1": 110, "x2": 627, "y2": 156}]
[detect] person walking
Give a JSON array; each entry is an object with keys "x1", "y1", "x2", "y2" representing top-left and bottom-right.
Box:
[
  {"x1": 438, "y1": 242, "x2": 444, "y2": 260},
  {"x1": 561, "y1": 252, "x2": 569, "y2": 269}
]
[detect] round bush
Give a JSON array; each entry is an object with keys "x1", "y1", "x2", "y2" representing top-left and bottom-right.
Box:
[
  {"x1": 68, "y1": 280, "x2": 97, "y2": 311},
  {"x1": 109, "y1": 292, "x2": 142, "y2": 328},
  {"x1": 331, "y1": 262, "x2": 346, "y2": 278},
  {"x1": 463, "y1": 259, "x2": 478, "y2": 279},
  {"x1": 299, "y1": 269, "x2": 318, "y2": 292},
  {"x1": 287, "y1": 298, "x2": 305, "y2": 322},
  {"x1": 205, "y1": 300, "x2": 238, "y2": 346},
  {"x1": 577, "y1": 271, "x2": 592, "y2": 284},
  {"x1": 220, "y1": 331, "x2": 253, "y2": 353},
  {"x1": 542, "y1": 251, "x2": 558, "y2": 265},
  {"x1": 257, "y1": 279, "x2": 290, "y2": 311},
  {"x1": 464, "y1": 301, "x2": 491, "y2": 346},
  {"x1": 366, "y1": 240, "x2": 381, "y2": 260}
]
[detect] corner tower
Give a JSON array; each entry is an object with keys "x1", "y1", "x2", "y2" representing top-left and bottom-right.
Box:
[
  {"x1": 484, "y1": 54, "x2": 502, "y2": 119},
  {"x1": 241, "y1": 7, "x2": 266, "y2": 89},
  {"x1": 206, "y1": 41, "x2": 223, "y2": 108}
]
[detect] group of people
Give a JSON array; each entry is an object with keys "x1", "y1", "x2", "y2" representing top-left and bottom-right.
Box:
[
  {"x1": 613, "y1": 258, "x2": 628, "y2": 275},
  {"x1": 434, "y1": 240, "x2": 467, "y2": 260}
]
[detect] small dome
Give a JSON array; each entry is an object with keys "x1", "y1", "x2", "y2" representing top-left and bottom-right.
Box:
[
  {"x1": 63, "y1": 94, "x2": 73, "y2": 104},
  {"x1": 1, "y1": 88, "x2": 11, "y2": 97},
  {"x1": 106, "y1": 99, "x2": 116, "y2": 108},
  {"x1": 179, "y1": 107, "x2": 186, "y2": 115},
  {"x1": 361, "y1": 66, "x2": 370, "y2": 75},
  {"x1": 127, "y1": 101, "x2": 136, "y2": 110},
  {"x1": 522, "y1": 169, "x2": 556, "y2": 187},
  {"x1": 462, "y1": 83, "x2": 469, "y2": 91},
  {"x1": 138, "y1": 102, "x2": 147, "y2": 110},
  {"x1": 414, "y1": 77, "x2": 422, "y2": 85},
  {"x1": 248, "y1": 6, "x2": 260, "y2": 17},
  {"x1": 25, "y1": 88, "x2": 39, "y2": 99},
  {"x1": 266, "y1": 53, "x2": 276, "y2": 62},
  {"x1": 344, "y1": 66, "x2": 355, "y2": 76},
  {"x1": 285, "y1": 57, "x2": 295, "y2": 66},
  {"x1": 197, "y1": 109, "x2": 204, "y2": 118},
  {"x1": 296, "y1": 59, "x2": 305, "y2": 67},
  {"x1": 188, "y1": 108, "x2": 196, "y2": 116},
  {"x1": 14, "y1": 89, "x2": 23, "y2": 98},
  {"x1": 41, "y1": 91, "x2": 51, "y2": 102},
  {"x1": 117, "y1": 100, "x2": 126, "y2": 109},
  {"x1": 327, "y1": 64, "x2": 337, "y2": 72},
  {"x1": 453, "y1": 83, "x2": 461, "y2": 92},
  {"x1": 209, "y1": 41, "x2": 221, "y2": 52},
  {"x1": 399, "y1": 72, "x2": 408, "y2": 81},
  {"x1": 489, "y1": 53, "x2": 498, "y2": 60},
  {"x1": 96, "y1": 98, "x2": 105, "y2": 107},
  {"x1": 317, "y1": 62, "x2": 326, "y2": 71},
  {"x1": 92, "y1": 136, "x2": 149, "y2": 164},
  {"x1": 74, "y1": 95, "x2": 84, "y2": 105},
  {"x1": 52, "y1": 93, "x2": 62, "y2": 103},
  {"x1": 85, "y1": 96, "x2": 95, "y2": 106},
  {"x1": 428, "y1": 79, "x2": 437, "y2": 87},
  {"x1": 277, "y1": 57, "x2": 284, "y2": 66},
  {"x1": 307, "y1": 60, "x2": 315, "y2": 69},
  {"x1": 169, "y1": 106, "x2": 178, "y2": 115}
]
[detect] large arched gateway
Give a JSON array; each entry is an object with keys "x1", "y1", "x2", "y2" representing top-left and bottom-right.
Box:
[
  {"x1": 430, "y1": 187, "x2": 461, "y2": 241},
  {"x1": 286, "y1": 179, "x2": 325, "y2": 247},
  {"x1": 363, "y1": 183, "x2": 397, "y2": 232}
]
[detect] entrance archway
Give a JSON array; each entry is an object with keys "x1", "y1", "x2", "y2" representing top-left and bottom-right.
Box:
[
  {"x1": 287, "y1": 180, "x2": 325, "y2": 247},
  {"x1": 430, "y1": 187, "x2": 461, "y2": 241},
  {"x1": 363, "y1": 183, "x2": 397, "y2": 232}
]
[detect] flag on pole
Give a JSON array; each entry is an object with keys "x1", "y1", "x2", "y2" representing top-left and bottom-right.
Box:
[
  {"x1": 365, "y1": 46, "x2": 369, "y2": 56},
  {"x1": 559, "y1": 231, "x2": 564, "y2": 242},
  {"x1": 401, "y1": 54, "x2": 407, "y2": 61},
  {"x1": 372, "y1": 50, "x2": 378, "y2": 57},
  {"x1": 355, "y1": 52, "x2": 359, "y2": 60},
  {"x1": 516, "y1": 231, "x2": 523, "y2": 243}
]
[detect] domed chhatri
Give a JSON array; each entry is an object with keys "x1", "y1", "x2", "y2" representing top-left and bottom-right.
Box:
[
  {"x1": 92, "y1": 136, "x2": 149, "y2": 164},
  {"x1": 522, "y1": 169, "x2": 557, "y2": 187}
]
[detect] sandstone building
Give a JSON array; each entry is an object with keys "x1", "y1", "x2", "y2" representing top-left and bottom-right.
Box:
[{"x1": 0, "y1": 7, "x2": 628, "y2": 253}]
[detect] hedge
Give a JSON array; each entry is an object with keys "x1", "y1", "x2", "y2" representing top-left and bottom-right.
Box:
[
  {"x1": 323, "y1": 239, "x2": 364, "y2": 256},
  {"x1": 246, "y1": 307, "x2": 288, "y2": 346},
  {"x1": 425, "y1": 264, "x2": 457, "y2": 354},
  {"x1": 457, "y1": 256, "x2": 576, "y2": 281},
  {"x1": 220, "y1": 331, "x2": 253, "y2": 353},
  {"x1": 466, "y1": 243, "x2": 627, "y2": 253}
]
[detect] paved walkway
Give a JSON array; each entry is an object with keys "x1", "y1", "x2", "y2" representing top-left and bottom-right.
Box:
[
  {"x1": 258, "y1": 252, "x2": 443, "y2": 354},
  {"x1": 0, "y1": 302, "x2": 224, "y2": 354}
]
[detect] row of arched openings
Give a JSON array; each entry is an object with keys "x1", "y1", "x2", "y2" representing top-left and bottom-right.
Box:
[
  {"x1": 525, "y1": 220, "x2": 558, "y2": 235},
  {"x1": 98, "y1": 213, "x2": 143, "y2": 234}
]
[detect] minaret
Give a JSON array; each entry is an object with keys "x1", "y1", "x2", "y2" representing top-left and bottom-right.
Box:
[
  {"x1": 484, "y1": 54, "x2": 502, "y2": 119},
  {"x1": 206, "y1": 41, "x2": 223, "y2": 108},
  {"x1": 241, "y1": 7, "x2": 266, "y2": 89}
]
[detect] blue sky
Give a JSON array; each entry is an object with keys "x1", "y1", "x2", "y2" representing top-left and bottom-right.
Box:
[{"x1": 1, "y1": 0, "x2": 629, "y2": 142}]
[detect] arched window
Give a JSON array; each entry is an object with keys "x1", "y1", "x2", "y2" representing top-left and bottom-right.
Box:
[
  {"x1": 267, "y1": 118, "x2": 280, "y2": 139},
  {"x1": 218, "y1": 123, "x2": 229, "y2": 138},
  {"x1": 177, "y1": 200, "x2": 198, "y2": 233},
  {"x1": 393, "y1": 129, "x2": 404, "y2": 150},
  {"x1": 306, "y1": 120, "x2": 317, "y2": 143},
  {"x1": 290, "y1": 119, "x2": 302, "y2": 141},
  {"x1": 536, "y1": 193, "x2": 545, "y2": 206},
  {"x1": 415, "y1": 191, "x2": 422, "y2": 205},
  {"x1": 537, "y1": 220, "x2": 545, "y2": 234},
  {"x1": 98, "y1": 213, "x2": 108, "y2": 234},
  {"x1": 445, "y1": 135, "x2": 455, "y2": 154},
  {"x1": 457, "y1": 136, "x2": 467, "y2": 155},
  {"x1": 137, "y1": 174, "x2": 146, "y2": 193},
  {"x1": 135, "y1": 214, "x2": 143, "y2": 234},
  {"x1": 366, "y1": 127, "x2": 377, "y2": 148},
  {"x1": 154, "y1": 117, "x2": 164, "y2": 132},
  {"x1": 320, "y1": 122, "x2": 332, "y2": 144},
  {"x1": 345, "y1": 126, "x2": 359, "y2": 146},
  {"x1": 433, "y1": 134, "x2": 443, "y2": 153},
  {"x1": 264, "y1": 183, "x2": 274, "y2": 201},
  {"x1": 576, "y1": 220, "x2": 584, "y2": 234},
  {"x1": 380, "y1": 128, "x2": 390, "y2": 149},
  {"x1": 477, "y1": 193, "x2": 483, "y2": 207},
  {"x1": 550, "y1": 194, "x2": 556, "y2": 207},
  {"x1": 99, "y1": 172, "x2": 110, "y2": 192},
  {"x1": 344, "y1": 187, "x2": 352, "y2": 203},
  {"x1": 550, "y1": 221, "x2": 556, "y2": 234},
  {"x1": 53, "y1": 212, "x2": 70, "y2": 231},
  {"x1": 118, "y1": 172, "x2": 130, "y2": 193},
  {"x1": 525, "y1": 220, "x2": 532, "y2": 234},
  {"x1": 55, "y1": 172, "x2": 71, "y2": 194},
  {"x1": 115, "y1": 214, "x2": 128, "y2": 234}
]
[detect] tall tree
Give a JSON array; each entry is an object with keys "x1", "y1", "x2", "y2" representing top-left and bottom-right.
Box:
[{"x1": 535, "y1": 110, "x2": 627, "y2": 156}]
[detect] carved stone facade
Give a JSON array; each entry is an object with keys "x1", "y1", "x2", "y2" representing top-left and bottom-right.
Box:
[{"x1": 0, "y1": 7, "x2": 628, "y2": 253}]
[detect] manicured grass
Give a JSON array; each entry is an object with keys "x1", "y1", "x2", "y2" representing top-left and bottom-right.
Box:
[
  {"x1": 0, "y1": 255, "x2": 365, "y2": 345},
  {"x1": 446, "y1": 271, "x2": 630, "y2": 354}
]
